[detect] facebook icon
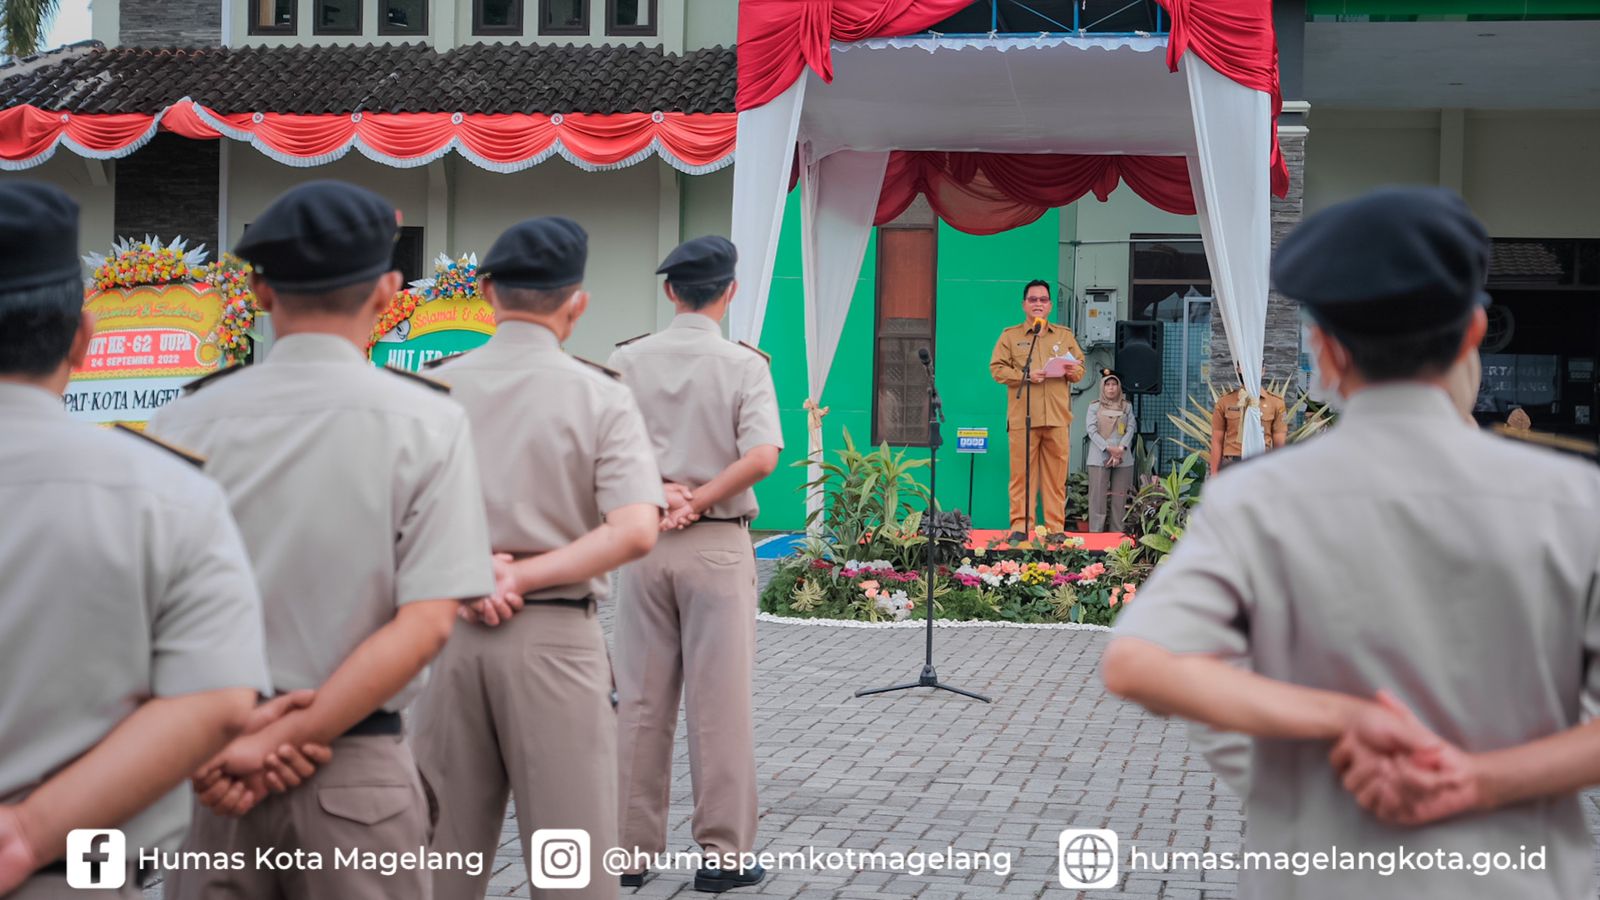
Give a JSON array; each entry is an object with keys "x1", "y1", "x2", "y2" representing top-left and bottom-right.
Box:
[{"x1": 66, "y1": 829, "x2": 126, "y2": 889}]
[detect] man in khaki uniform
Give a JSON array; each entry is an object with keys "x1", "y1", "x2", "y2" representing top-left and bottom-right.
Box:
[
  {"x1": 0, "y1": 182, "x2": 268, "y2": 899},
  {"x1": 151, "y1": 181, "x2": 495, "y2": 900},
  {"x1": 1103, "y1": 187, "x2": 1600, "y2": 899},
  {"x1": 989, "y1": 280, "x2": 1085, "y2": 535},
  {"x1": 410, "y1": 217, "x2": 664, "y2": 900},
  {"x1": 1209, "y1": 367, "x2": 1289, "y2": 474},
  {"x1": 608, "y1": 237, "x2": 782, "y2": 893}
]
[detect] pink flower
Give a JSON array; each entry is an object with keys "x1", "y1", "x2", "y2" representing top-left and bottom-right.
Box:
[
  {"x1": 859, "y1": 579, "x2": 881, "y2": 599},
  {"x1": 1079, "y1": 562, "x2": 1106, "y2": 582}
]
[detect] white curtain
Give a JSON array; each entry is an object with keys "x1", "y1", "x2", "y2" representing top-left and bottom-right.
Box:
[
  {"x1": 1183, "y1": 54, "x2": 1272, "y2": 456},
  {"x1": 800, "y1": 147, "x2": 890, "y2": 528},
  {"x1": 729, "y1": 77, "x2": 807, "y2": 344}
]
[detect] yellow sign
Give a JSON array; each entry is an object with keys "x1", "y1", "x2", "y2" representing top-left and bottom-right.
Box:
[
  {"x1": 66, "y1": 283, "x2": 225, "y2": 423},
  {"x1": 406, "y1": 296, "x2": 497, "y2": 340}
]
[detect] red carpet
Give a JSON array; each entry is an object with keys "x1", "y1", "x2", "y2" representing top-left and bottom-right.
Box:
[{"x1": 968, "y1": 530, "x2": 1130, "y2": 552}]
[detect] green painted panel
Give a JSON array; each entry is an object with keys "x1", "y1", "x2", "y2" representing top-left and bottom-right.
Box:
[{"x1": 752, "y1": 196, "x2": 1061, "y2": 532}]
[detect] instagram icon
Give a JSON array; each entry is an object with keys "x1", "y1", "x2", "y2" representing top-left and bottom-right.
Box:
[{"x1": 529, "y1": 829, "x2": 591, "y2": 890}]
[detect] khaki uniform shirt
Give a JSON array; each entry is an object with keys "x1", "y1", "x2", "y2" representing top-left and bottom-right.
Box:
[
  {"x1": 988, "y1": 321, "x2": 1085, "y2": 429},
  {"x1": 1115, "y1": 384, "x2": 1600, "y2": 900},
  {"x1": 432, "y1": 322, "x2": 665, "y2": 601},
  {"x1": 147, "y1": 334, "x2": 494, "y2": 711},
  {"x1": 1213, "y1": 388, "x2": 1288, "y2": 454},
  {"x1": 607, "y1": 314, "x2": 783, "y2": 521},
  {"x1": 0, "y1": 383, "x2": 269, "y2": 852}
]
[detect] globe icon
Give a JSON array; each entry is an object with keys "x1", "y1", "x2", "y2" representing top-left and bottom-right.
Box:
[{"x1": 1061, "y1": 833, "x2": 1117, "y2": 886}]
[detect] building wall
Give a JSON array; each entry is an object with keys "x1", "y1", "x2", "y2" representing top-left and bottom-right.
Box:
[
  {"x1": 751, "y1": 197, "x2": 1061, "y2": 532},
  {"x1": 114, "y1": 135, "x2": 220, "y2": 251},
  {"x1": 220, "y1": 0, "x2": 689, "y2": 50},
  {"x1": 122, "y1": 0, "x2": 220, "y2": 45},
  {"x1": 451, "y1": 158, "x2": 664, "y2": 361},
  {"x1": 685, "y1": 0, "x2": 737, "y2": 48},
  {"x1": 0, "y1": 156, "x2": 116, "y2": 270},
  {"x1": 1305, "y1": 109, "x2": 1600, "y2": 239}
]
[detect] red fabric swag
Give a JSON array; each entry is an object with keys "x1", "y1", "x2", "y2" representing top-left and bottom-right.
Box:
[
  {"x1": 736, "y1": 0, "x2": 973, "y2": 110},
  {"x1": 877, "y1": 151, "x2": 1195, "y2": 235}
]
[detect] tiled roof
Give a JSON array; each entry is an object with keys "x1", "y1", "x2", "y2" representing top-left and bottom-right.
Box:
[{"x1": 0, "y1": 41, "x2": 737, "y2": 115}]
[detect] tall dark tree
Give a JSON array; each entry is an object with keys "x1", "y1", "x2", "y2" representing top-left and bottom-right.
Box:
[{"x1": 2, "y1": 0, "x2": 62, "y2": 59}]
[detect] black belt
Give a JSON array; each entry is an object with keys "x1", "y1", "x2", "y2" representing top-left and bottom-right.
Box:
[
  {"x1": 517, "y1": 595, "x2": 594, "y2": 610},
  {"x1": 695, "y1": 516, "x2": 750, "y2": 527},
  {"x1": 343, "y1": 709, "x2": 403, "y2": 737}
]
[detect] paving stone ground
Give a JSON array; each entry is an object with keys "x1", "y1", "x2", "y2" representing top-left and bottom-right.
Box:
[{"x1": 147, "y1": 581, "x2": 1600, "y2": 899}]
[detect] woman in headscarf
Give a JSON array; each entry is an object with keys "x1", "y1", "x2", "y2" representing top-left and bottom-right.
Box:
[{"x1": 1085, "y1": 368, "x2": 1137, "y2": 533}]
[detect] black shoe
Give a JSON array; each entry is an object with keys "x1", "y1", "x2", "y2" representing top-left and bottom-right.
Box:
[
  {"x1": 694, "y1": 864, "x2": 766, "y2": 893},
  {"x1": 1007, "y1": 531, "x2": 1028, "y2": 543},
  {"x1": 620, "y1": 869, "x2": 647, "y2": 888}
]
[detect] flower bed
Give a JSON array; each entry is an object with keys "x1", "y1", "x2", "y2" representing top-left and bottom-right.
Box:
[{"x1": 759, "y1": 533, "x2": 1146, "y2": 627}]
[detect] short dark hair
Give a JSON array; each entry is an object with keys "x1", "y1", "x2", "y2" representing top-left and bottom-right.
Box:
[
  {"x1": 1023, "y1": 280, "x2": 1051, "y2": 299},
  {"x1": 492, "y1": 282, "x2": 580, "y2": 315},
  {"x1": 0, "y1": 277, "x2": 84, "y2": 376},
  {"x1": 1321, "y1": 313, "x2": 1471, "y2": 382},
  {"x1": 669, "y1": 278, "x2": 733, "y2": 310},
  {"x1": 270, "y1": 277, "x2": 380, "y2": 315}
]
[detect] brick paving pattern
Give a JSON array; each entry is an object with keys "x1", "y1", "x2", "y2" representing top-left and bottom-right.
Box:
[{"x1": 148, "y1": 595, "x2": 1600, "y2": 899}]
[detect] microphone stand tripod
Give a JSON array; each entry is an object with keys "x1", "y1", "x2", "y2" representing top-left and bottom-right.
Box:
[
  {"x1": 1015, "y1": 321, "x2": 1044, "y2": 537},
  {"x1": 856, "y1": 350, "x2": 992, "y2": 703}
]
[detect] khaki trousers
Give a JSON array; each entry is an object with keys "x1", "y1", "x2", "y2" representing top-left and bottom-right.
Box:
[
  {"x1": 164, "y1": 734, "x2": 432, "y2": 900},
  {"x1": 1007, "y1": 425, "x2": 1070, "y2": 534},
  {"x1": 11, "y1": 874, "x2": 139, "y2": 899},
  {"x1": 1085, "y1": 464, "x2": 1135, "y2": 533},
  {"x1": 615, "y1": 523, "x2": 757, "y2": 862},
  {"x1": 410, "y1": 602, "x2": 617, "y2": 900}
]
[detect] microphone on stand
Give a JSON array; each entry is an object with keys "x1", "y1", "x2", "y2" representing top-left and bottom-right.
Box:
[
  {"x1": 918, "y1": 346, "x2": 933, "y2": 372},
  {"x1": 1030, "y1": 317, "x2": 1045, "y2": 334},
  {"x1": 918, "y1": 347, "x2": 944, "y2": 422}
]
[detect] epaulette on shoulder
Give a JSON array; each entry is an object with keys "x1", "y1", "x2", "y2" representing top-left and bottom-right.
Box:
[
  {"x1": 614, "y1": 332, "x2": 651, "y2": 348},
  {"x1": 384, "y1": 366, "x2": 451, "y2": 394},
  {"x1": 181, "y1": 363, "x2": 245, "y2": 395},
  {"x1": 113, "y1": 423, "x2": 205, "y2": 468},
  {"x1": 574, "y1": 356, "x2": 622, "y2": 380},
  {"x1": 422, "y1": 351, "x2": 470, "y2": 371},
  {"x1": 736, "y1": 340, "x2": 771, "y2": 365}
]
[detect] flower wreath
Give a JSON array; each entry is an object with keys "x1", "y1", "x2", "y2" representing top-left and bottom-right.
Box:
[
  {"x1": 367, "y1": 252, "x2": 480, "y2": 351},
  {"x1": 83, "y1": 237, "x2": 260, "y2": 366}
]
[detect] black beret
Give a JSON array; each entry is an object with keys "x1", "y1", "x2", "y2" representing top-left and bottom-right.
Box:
[
  {"x1": 1099, "y1": 367, "x2": 1121, "y2": 382},
  {"x1": 0, "y1": 181, "x2": 80, "y2": 293},
  {"x1": 657, "y1": 235, "x2": 737, "y2": 286},
  {"x1": 1272, "y1": 186, "x2": 1491, "y2": 336},
  {"x1": 235, "y1": 180, "x2": 398, "y2": 291},
  {"x1": 480, "y1": 216, "x2": 587, "y2": 290}
]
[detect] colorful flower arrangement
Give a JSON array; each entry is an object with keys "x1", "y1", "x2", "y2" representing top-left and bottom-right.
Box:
[
  {"x1": 198, "y1": 254, "x2": 258, "y2": 366},
  {"x1": 85, "y1": 236, "x2": 208, "y2": 292},
  {"x1": 84, "y1": 237, "x2": 259, "y2": 365},
  {"x1": 766, "y1": 539, "x2": 1146, "y2": 627},
  {"x1": 367, "y1": 253, "x2": 480, "y2": 351}
]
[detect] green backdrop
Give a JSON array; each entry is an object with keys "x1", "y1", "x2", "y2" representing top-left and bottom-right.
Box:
[{"x1": 751, "y1": 196, "x2": 1061, "y2": 532}]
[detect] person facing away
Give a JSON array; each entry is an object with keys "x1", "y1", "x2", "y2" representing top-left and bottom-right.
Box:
[
  {"x1": 408, "y1": 216, "x2": 664, "y2": 900},
  {"x1": 1209, "y1": 364, "x2": 1289, "y2": 475},
  {"x1": 0, "y1": 182, "x2": 270, "y2": 900},
  {"x1": 606, "y1": 236, "x2": 783, "y2": 894},
  {"x1": 988, "y1": 279, "x2": 1085, "y2": 535},
  {"x1": 1101, "y1": 185, "x2": 1600, "y2": 900},
  {"x1": 148, "y1": 180, "x2": 497, "y2": 900},
  {"x1": 1084, "y1": 368, "x2": 1136, "y2": 533}
]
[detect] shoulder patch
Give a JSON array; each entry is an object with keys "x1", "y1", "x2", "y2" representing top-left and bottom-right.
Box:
[
  {"x1": 384, "y1": 366, "x2": 451, "y2": 394},
  {"x1": 574, "y1": 356, "x2": 621, "y2": 380},
  {"x1": 736, "y1": 340, "x2": 771, "y2": 364},
  {"x1": 113, "y1": 423, "x2": 205, "y2": 468},
  {"x1": 614, "y1": 332, "x2": 651, "y2": 348},
  {"x1": 181, "y1": 363, "x2": 245, "y2": 395},
  {"x1": 422, "y1": 351, "x2": 470, "y2": 371}
]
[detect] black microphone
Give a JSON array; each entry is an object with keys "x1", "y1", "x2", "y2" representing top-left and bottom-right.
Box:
[{"x1": 917, "y1": 347, "x2": 932, "y2": 369}]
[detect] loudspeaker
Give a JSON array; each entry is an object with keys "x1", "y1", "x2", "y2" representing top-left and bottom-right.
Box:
[{"x1": 1114, "y1": 321, "x2": 1163, "y2": 394}]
